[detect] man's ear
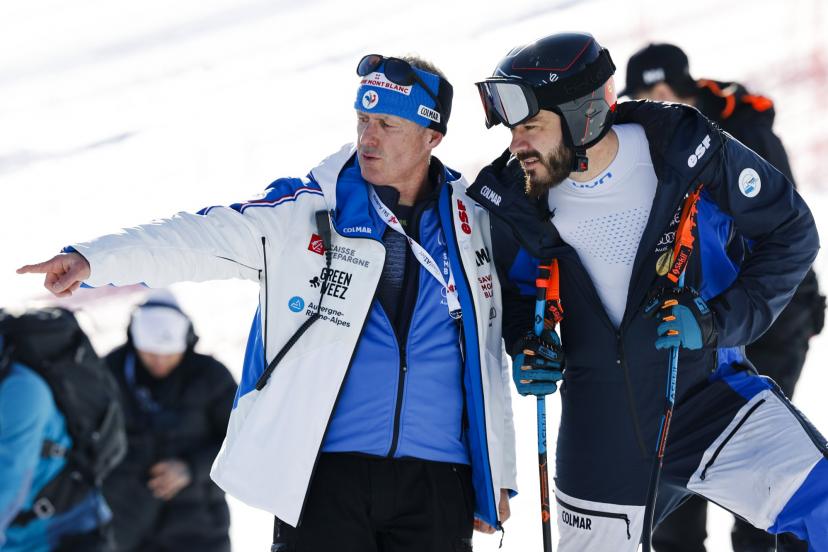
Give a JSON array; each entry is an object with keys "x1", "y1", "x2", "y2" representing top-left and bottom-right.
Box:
[{"x1": 426, "y1": 130, "x2": 443, "y2": 149}]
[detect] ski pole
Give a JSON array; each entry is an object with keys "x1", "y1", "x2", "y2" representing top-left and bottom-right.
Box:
[
  {"x1": 533, "y1": 260, "x2": 556, "y2": 552},
  {"x1": 640, "y1": 185, "x2": 702, "y2": 551},
  {"x1": 640, "y1": 272, "x2": 684, "y2": 552}
]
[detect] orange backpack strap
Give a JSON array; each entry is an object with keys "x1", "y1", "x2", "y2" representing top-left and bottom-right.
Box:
[
  {"x1": 742, "y1": 94, "x2": 774, "y2": 112},
  {"x1": 697, "y1": 79, "x2": 736, "y2": 119}
]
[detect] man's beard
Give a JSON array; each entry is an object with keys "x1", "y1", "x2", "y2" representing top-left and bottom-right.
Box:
[{"x1": 518, "y1": 143, "x2": 574, "y2": 199}]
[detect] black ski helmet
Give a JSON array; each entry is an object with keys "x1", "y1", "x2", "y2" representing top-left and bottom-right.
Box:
[{"x1": 477, "y1": 32, "x2": 617, "y2": 171}]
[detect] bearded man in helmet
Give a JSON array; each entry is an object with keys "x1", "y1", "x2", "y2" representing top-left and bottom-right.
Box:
[{"x1": 467, "y1": 32, "x2": 826, "y2": 551}]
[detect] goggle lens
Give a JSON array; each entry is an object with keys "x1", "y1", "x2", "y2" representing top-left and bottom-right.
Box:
[{"x1": 476, "y1": 80, "x2": 537, "y2": 128}]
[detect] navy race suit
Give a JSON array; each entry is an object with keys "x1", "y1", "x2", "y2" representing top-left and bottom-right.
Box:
[
  {"x1": 468, "y1": 101, "x2": 827, "y2": 551},
  {"x1": 656, "y1": 76, "x2": 824, "y2": 552}
]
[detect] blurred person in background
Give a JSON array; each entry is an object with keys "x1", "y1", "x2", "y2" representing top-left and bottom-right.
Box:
[
  {"x1": 17, "y1": 53, "x2": 517, "y2": 552},
  {"x1": 1, "y1": 308, "x2": 123, "y2": 552},
  {"x1": 623, "y1": 42, "x2": 826, "y2": 552},
  {"x1": 102, "y1": 291, "x2": 236, "y2": 552}
]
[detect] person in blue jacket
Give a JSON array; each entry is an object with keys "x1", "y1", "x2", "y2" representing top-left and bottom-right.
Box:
[
  {"x1": 0, "y1": 336, "x2": 112, "y2": 552},
  {"x1": 468, "y1": 32, "x2": 825, "y2": 551},
  {"x1": 17, "y1": 54, "x2": 517, "y2": 551}
]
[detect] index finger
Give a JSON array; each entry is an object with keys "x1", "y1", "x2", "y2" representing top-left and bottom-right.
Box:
[{"x1": 16, "y1": 259, "x2": 58, "y2": 274}]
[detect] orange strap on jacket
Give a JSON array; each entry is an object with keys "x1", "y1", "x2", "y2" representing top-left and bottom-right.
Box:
[
  {"x1": 537, "y1": 259, "x2": 564, "y2": 328},
  {"x1": 667, "y1": 184, "x2": 704, "y2": 284},
  {"x1": 698, "y1": 80, "x2": 736, "y2": 119},
  {"x1": 698, "y1": 79, "x2": 774, "y2": 117}
]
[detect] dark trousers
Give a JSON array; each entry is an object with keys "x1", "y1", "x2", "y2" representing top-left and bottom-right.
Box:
[
  {"x1": 653, "y1": 295, "x2": 815, "y2": 552},
  {"x1": 54, "y1": 525, "x2": 114, "y2": 552},
  {"x1": 272, "y1": 453, "x2": 475, "y2": 552}
]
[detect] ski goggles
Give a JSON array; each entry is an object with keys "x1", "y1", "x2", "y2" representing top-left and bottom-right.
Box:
[
  {"x1": 476, "y1": 49, "x2": 616, "y2": 135},
  {"x1": 476, "y1": 78, "x2": 540, "y2": 129},
  {"x1": 357, "y1": 54, "x2": 447, "y2": 122}
]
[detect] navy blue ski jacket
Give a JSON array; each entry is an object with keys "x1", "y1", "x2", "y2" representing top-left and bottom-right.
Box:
[{"x1": 467, "y1": 100, "x2": 819, "y2": 504}]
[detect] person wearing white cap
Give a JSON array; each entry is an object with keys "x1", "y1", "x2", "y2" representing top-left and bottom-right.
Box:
[
  {"x1": 128, "y1": 290, "x2": 193, "y2": 379},
  {"x1": 101, "y1": 291, "x2": 237, "y2": 552}
]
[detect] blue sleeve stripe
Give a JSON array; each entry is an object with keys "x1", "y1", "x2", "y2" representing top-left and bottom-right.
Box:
[
  {"x1": 232, "y1": 187, "x2": 323, "y2": 214},
  {"x1": 197, "y1": 177, "x2": 324, "y2": 216}
]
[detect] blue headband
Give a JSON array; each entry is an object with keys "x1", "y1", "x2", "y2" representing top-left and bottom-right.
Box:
[{"x1": 354, "y1": 63, "x2": 447, "y2": 134}]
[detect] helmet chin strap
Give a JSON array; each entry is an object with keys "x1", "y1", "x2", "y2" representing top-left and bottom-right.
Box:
[{"x1": 572, "y1": 146, "x2": 589, "y2": 172}]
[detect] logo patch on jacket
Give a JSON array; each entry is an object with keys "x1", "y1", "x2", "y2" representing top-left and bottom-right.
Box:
[
  {"x1": 687, "y1": 134, "x2": 711, "y2": 168},
  {"x1": 478, "y1": 275, "x2": 494, "y2": 299},
  {"x1": 479, "y1": 185, "x2": 502, "y2": 206},
  {"x1": 288, "y1": 296, "x2": 305, "y2": 312},
  {"x1": 738, "y1": 168, "x2": 761, "y2": 198},
  {"x1": 456, "y1": 199, "x2": 471, "y2": 234},
  {"x1": 654, "y1": 204, "x2": 682, "y2": 256},
  {"x1": 308, "y1": 234, "x2": 325, "y2": 255},
  {"x1": 308, "y1": 268, "x2": 352, "y2": 300},
  {"x1": 330, "y1": 245, "x2": 371, "y2": 268}
]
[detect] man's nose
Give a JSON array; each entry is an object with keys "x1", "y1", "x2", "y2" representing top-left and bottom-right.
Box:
[
  {"x1": 359, "y1": 121, "x2": 380, "y2": 147},
  {"x1": 509, "y1": 129, "x2": 526, "y2": 155}
]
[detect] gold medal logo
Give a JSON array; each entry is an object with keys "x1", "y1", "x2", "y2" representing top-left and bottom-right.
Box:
[{"x1": 656, "y1": 250, "x2": 674, "y2": 276}]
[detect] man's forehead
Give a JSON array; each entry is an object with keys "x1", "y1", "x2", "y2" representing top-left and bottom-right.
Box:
[
  {"x1": 356, "y1": 110, "x2": 407, "y2": 123},
  {"x1": 532, "y1": 110, "x2": 560, "y2": 123}
]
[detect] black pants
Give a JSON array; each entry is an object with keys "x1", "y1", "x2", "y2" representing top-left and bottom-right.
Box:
[
  {"x1": 653, "y1": 295, "x2": 814, "y2": 552},
  {"x1": 54, "y1": 525, "x2": 114, "y2": 552},
  {"x1": 272, "y1": 453, "x2": 475, "y2": 552}
]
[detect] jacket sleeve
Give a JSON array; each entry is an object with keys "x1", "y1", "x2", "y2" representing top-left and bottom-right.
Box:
[
  {"x1": 469, "y1": 151, "x2": 555, "y2": 355},
  {"x1": 0, "y1": 367, "x2": 52, "y2": 538},
  {"x1": 498, "y1": 348, "x2": 518, "y2": 497},
  {"x1": 72, "y1": 206, "x2": 266, "y2": 288},
  {"x1": 702, "y1": 135, "x2": 819, "y2": 347},
  {"x1": 185, "y1": 358, "x2": 237, "y2": 485}
]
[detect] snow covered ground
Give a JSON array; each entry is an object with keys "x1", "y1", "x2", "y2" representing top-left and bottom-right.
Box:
[{"x1": 2, "y1": 0, "x2": 826, "y2": 549}]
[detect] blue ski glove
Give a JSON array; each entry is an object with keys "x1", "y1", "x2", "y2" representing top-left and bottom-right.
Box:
[
  {"x1": 644, "y1": 287, "x2": 717, "y2": 350},
  {"x1": 512, "y1": 330, "x2": 564, "y2": 396}
]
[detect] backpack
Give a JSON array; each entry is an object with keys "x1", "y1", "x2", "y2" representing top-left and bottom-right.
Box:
[{"x1": 0, "y1": 307, "x2": 127, "y2": 526}]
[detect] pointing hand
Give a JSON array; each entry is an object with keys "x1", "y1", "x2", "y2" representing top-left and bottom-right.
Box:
[{"x1": 17, "y1": 252, "x2": 91, "y2": 297}]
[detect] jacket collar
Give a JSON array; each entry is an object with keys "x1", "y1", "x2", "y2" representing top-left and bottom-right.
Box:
[{"x1": 308, "y1": 143, "x2": 456, "y2": 239}]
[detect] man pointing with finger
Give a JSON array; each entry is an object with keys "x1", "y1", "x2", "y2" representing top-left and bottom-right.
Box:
[{"x1": 19, "y1": 53, "x2": 517, "y2": 551}]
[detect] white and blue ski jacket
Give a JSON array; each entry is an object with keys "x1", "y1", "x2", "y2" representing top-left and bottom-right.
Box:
[{"x1": 71, "y1": 144, "x2": 518, "y2": 529}]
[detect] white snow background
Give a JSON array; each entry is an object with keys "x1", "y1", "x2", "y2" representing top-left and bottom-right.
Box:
[{"x1": 1, "y1": 0, "x2": 826, "y2": 550}]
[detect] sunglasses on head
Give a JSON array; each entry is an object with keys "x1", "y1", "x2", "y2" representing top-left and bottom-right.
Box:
[{"x1": 356, "y1": 54, "x2": 444, "y2": 119}]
